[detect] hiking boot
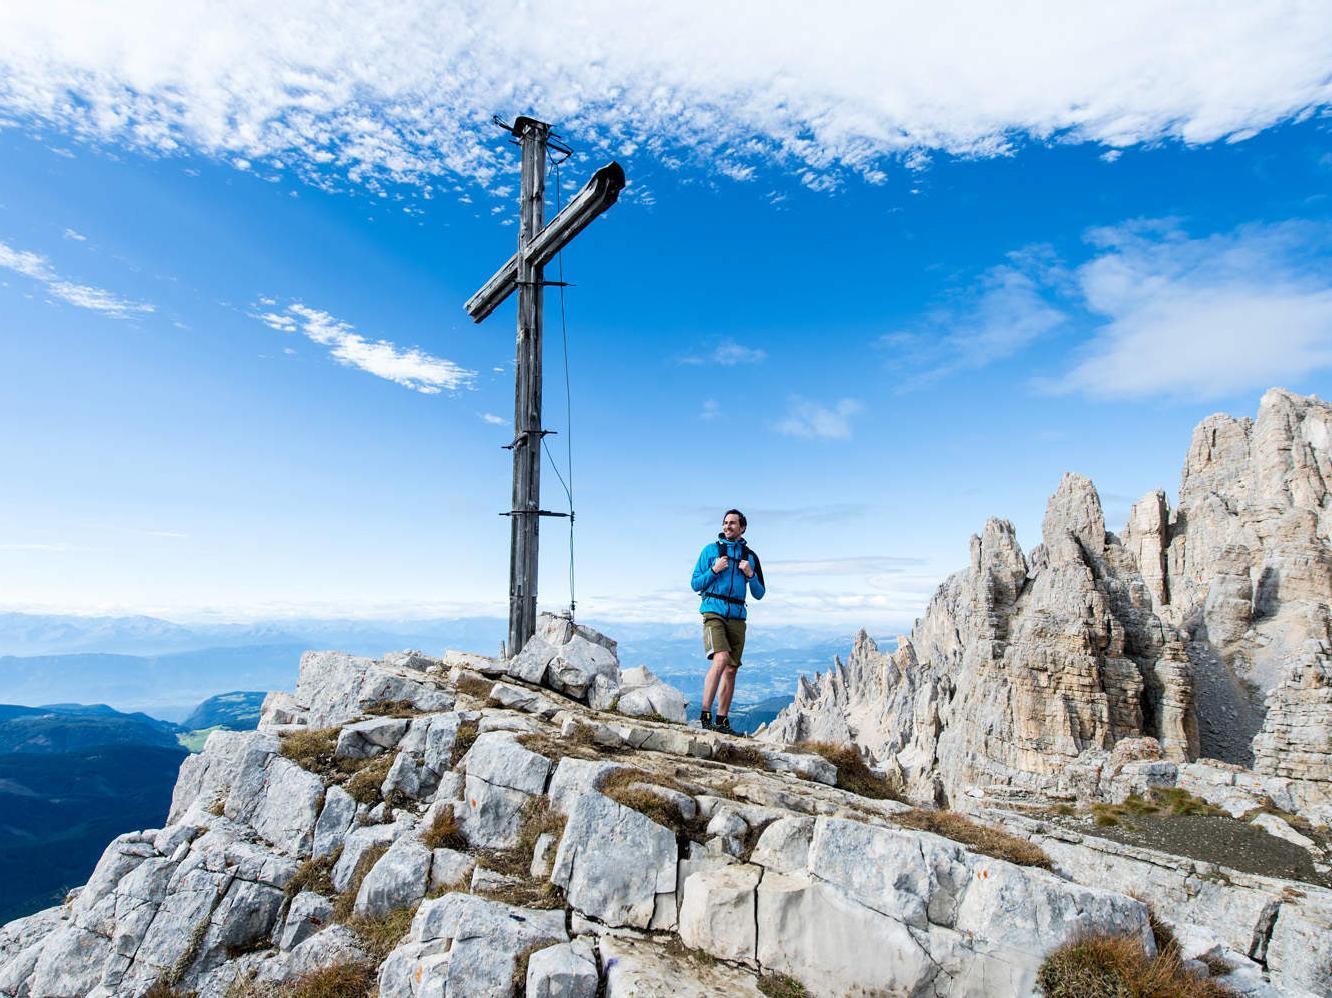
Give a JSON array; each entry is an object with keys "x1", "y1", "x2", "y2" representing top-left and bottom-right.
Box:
[
  {"x1": 699, "y1": 710, "x2": 715, "y2": 731},
  {"x1": 714, "y1": 715, "x2": 735, "y2": 735}
]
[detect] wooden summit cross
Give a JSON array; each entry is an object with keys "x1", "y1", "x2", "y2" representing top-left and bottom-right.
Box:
[{"x1": 465, "y1": 115, "x2": 625, "y2": 657}]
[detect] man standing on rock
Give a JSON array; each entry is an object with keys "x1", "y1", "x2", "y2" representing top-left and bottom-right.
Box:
[{"x1": 692, "y1": 509, "x2": 765, "y2": 734}]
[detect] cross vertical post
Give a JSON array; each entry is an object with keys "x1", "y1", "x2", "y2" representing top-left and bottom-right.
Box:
[
  {"x1": 510, "y1": 117, "x2": 549, "y2": 656},
  {"x1": 465, "y1": 115, "x2": 625, "y2": 657}
]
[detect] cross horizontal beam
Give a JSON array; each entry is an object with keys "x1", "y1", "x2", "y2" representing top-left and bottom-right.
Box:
[{"x1": 465, "y1": 161, "x2": 626, "y2": 323}]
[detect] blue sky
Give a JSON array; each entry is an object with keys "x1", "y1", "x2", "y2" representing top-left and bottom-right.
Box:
[{"x1": 1, "y1": 3, "x2": 1331, "y2": 631}]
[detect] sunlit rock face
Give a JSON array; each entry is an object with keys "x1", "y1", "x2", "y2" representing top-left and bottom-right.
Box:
[{"x1": 762, "y1": 388, "x2": 1332, "y2": 815}]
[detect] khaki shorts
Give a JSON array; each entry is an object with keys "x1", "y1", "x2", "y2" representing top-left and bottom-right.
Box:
[{"x1": 702, "y1": 613, "x2": 746, "y2": 668}]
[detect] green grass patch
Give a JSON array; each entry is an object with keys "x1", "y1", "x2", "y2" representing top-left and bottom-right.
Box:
[
  {"x1": 1093, "y1": 789, "x2": 1225, "y2": 828},
  {"x1": 177, "y1": 725, "x2": 225, "y2": 753}
]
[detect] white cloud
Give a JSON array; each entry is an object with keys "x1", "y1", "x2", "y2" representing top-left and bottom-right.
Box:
[
  {"x1": 712, "y1": 339, "x2": 766, "y2": 365},
  {"x1": 481, "y1": 412, "x2": 508, "y2": 425},
  {"x1": 775, "y1": 397, "x2": 863, "y2": 439},
  {"x1": 256, "y1": 301, "x2": 475, "y2": 394},
  {"x1": 0, "y1": 238, "x2": 154, "y2": 318},
  {"x1": 682, "y1": 338, "x2": 767, "y2": 366},
  {"x1": 880, "y1": 260, "x2": 1066, "y2": 387},
  {"x1": 0, "y1": 3, "x2": 1327, "y2": 194},
  {"x1": 1049, "y1": 221, "x2": 1332, "y2": 399},
  {"x1": 699, "y1": 399, "x2": 721, "y2": 421},
  {"x1": 62, "y1": 227, "x2": 87, "y2": 241}
]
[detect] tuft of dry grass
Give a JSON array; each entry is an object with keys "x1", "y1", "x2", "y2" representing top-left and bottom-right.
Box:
[
  {"x1": 164, "y1": 915, "x2": 211, "y2": 987},
  {"x1": 207, "y1": 793, "x2": 227, "y2": 817},
  {"x1": 421, "y1": 805, "x2": 468, "y2": 851},
  {"x1": 344, "y1": 904, "x2": 418, "y2": 964},
  {"x1": 895, "y1": 809, "x2": 1052, "y2": 869},
  {"x1": 1094, "y1": 789, "x2": 1225, "y2": 828},
  {"x1": 279, "y1": 727, "x2": 343, "y2": 773},
  {"x1": 1199, "y1": 952, "x2": 1233, "y2": 977},
  {"x1": 476, "y1": 876, "x2": 567, "y2": 910},
  {"x1": 1145, "y1": 906, "x2": 1180, "y2": 961},
  {"x1": 343, "y1": 753, "x2": 396, "y2": 806},
  {"x1": 516, "y1": 730, "x2": 603, "y2": 762},
  {"x1": 476, "y1": 795, "x2": 565, "y2": 878},
  {"x1": 276, "y1": 962, "x2": 376, "y2": 998},
  {"x1": 663, "y1": 935, "x2": 717, "y2": 969},
  {"x1": 331, "y1": 844, "x2": 388, "y2": 922},
  {"x1": 757, "y1": 972, "x2": 809, "y2": 998},
  {"x1": 285, "y1": 847, "x2": 341, "y2": 899},
  {"x1": 223, "y1": 970, "x2": 270, "y2": 998},
  {"x1": 1038, "y1": 933, "x2": 1235, "y2": 997},
  {"x1": 797, "y1": 741, "x2": 902, "y2": 801},
  {"x1": 361, "y1": 699, "x2": 421, "y2": 718},
  {"x1": 449, "y1": 719, "x2": 481, "y2": 769},
  {"x1": 712, "y1": 741, "x2": 766, "y2": 769},
  {"x1": 142, "y1": 982, "x2": 191, "y2": 998},
  {"x1": 598, "y1": 767, "x2": 701, "y2": 835},
  {"x1": 454, "y1": 672, "x2": 497, "y2": 701}
]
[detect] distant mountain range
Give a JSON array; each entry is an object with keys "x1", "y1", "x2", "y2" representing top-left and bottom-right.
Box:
[{"x1": 0, "y1": 612, "x2": 880, "y2": 719}]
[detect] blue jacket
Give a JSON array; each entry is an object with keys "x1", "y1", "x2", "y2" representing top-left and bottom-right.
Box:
[{"x1": 692, "y1": 535, "x2": 765, "y2": 619}]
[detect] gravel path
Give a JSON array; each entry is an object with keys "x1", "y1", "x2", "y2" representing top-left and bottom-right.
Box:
[{"x1": 1058, "y1": 813, "x2": 1330, "y2": 888}]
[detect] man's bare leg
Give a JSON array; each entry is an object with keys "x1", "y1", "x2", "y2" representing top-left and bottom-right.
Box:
[
  {"x1": 702, "y1": 652, "x2": 731, "y2": 713},
  {"x1": 718, "y1": 665, "x2": 739, "y2": 716}
]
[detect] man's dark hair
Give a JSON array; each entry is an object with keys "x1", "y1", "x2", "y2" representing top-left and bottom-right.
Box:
[{"x1": 723, "y1": 508, "x2": 747, "y2": 529}]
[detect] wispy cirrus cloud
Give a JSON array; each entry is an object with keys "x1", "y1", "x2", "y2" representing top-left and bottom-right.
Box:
[
  {"x1": 681, "y1": 338, "x2": 767, "y2": 366},
  {"x1": 775, "y1": 397, "x2": 863, "y2": 439},
  {"x1": 0, "y1": 4, "x2": 1328, "y2": 196},
  {"x1": 0, "y1": 238, "x2": 154, "y2": 319},
  {"x1": 256, "y1": 302, "x2": 475, "y2": 395},
  {"x1": 885, "y1": 220, "x2": 1332, "y2": 402},
  {"x1": 880, "y1": 259, "x2": 1067, "y2": 389},
  {"x1": 1047, "y1": 220, "x2": 1332, "y2": 400}
]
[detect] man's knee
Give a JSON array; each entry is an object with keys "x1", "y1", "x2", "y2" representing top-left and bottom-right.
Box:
[
  {"x1": 711, "y1": 651, "x2": 732, "y2": 670},
  {"x1": 724, "y1": 664, "x2": 738, "y2": 680}
]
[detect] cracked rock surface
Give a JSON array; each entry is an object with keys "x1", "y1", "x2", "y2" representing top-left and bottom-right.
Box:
[{"x1": 4, "y1": 612, "x2": 1280, "y2": 998}]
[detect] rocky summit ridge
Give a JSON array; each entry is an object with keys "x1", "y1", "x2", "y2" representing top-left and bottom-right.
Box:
[
  {"x1": 2, "y1": 612, "x2": 1330, "y2": 997},
  {"x1": 0, "y1": 616, "x2": 1167, "y2": 998}
]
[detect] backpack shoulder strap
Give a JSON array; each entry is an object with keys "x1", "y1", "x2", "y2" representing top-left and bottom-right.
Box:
[{"x1": 742, "y1": 542, "x2": 764, "y2": 587}]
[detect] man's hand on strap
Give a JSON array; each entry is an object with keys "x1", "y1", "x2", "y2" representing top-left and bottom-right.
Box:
[
  {"x1": 712, "y1": 555, "x2": 729, "y2": 573},
  {"x1": 738, "y1": 559, "x2": 754, "y2": 579}
]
